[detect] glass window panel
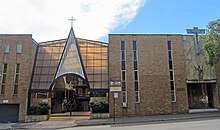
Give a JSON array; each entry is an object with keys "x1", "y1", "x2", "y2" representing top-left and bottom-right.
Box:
[
  {"x1": 38, "y1": 53, "x2": 45, "y2": 59},
  {"x1": 50, "y1": 60, "x2": 59, "y2": 66},
  {"x1": 134, "y1": 71, "x2": 138, "y2": 81},
  {"x1": 94, "y1": 46, "x2": 101, "y2": 53},
  {"x1": 101, "y1": 47, "x2": 107, "y2": 53},
  {"x1": 134, "y1": 61, "x2": 138, "y2": 70},
  {"x1": 133, "y1": 51, "x2": 137, "y2": 61},
  {"x1": 87, "y1": 47, "x2": 95, "y2": 53},
  {"x1": 39, "y1": 47, "x2": 46, "y2": 53},
  {"x1": 94, "y1": 74, "x2": 101, "y2": 81},
  {"x1": 122, "y1": 71, "x2": 126, "y2": 81},
  {"x1": 40, "y1": 75, "x2": 48, "y2": 81},
  {"x1": 94, "y1": 53, "x2": 101, "y2": 59},
  {"x1": 87, "y1": 75, "x2": 94, "y2": 81},
  {"x1": 170, "y1": 71, "x2": 174, "y2": 80},
  {"x1": 93, "y1": 82, "x2": 102, "y2": 88},
  {"x1": 16, "y1": 63, "x2": 20, "y2": 73},
  {"x1": 168, "y1": 41, "x2": 172, "y2": 50},
  {"x1": 14, "y1": 85, "x2": 18, "y2": 94},
  {"x1": 135, "y1": 81, "x2": 138, "y2": 91},
  {"x1": 102, "y1": 60, "x2": 108, "y2": 66},
  {"x1": 2, "y1": 74, "x2": 6, "y2": 83},
  {"x1": 121, "y1": 41, "x2": 125, "y2": 50},
  {"x1": 45, "y1": 46, "x2": 53, "y2": 53},
  {"x1": 170, "y1": 81, "x2": 174, "y2": 90},
  {"x1": 33, "y1": 75, "x2": 40, "y2": 81},
  {"x1": 86, "y1": 59, "x2": 94, "y2": 66},
  {"x1": 86, "y1": 53, "x2": 94, "y2": 59},
  {"x1": 135, "y1": 91, "x2": 139, "y2": 103},
  {"x1": 101, "y1": 82, "x2": 108, "y2": 88},
  {"x1": 1, "y1": 85, "x2": 5, "y2": 94},
  {"x1": 102, "y1": 67, "x2": 108, "y2": 73},
  {"x1": 49, "y1": 67, "x2": 57, "y2": 74},
  {"x1": 51, "y1": 47, "x2": 60, "y2": 53},
  {"x1": 41, "y1": 67, "x2": 49, "y2": 74},
  {"x1": 122, "y1": 61, "x2": 125, "y2": 70},
  {"x1": 47, "y1": 74, "x2": 54, "y2": 82},
  {"x1": 38, "y1": 83, "x2": 47, "y2": 89},
  {"x1": 169, "y1": 61, "x2": 173, "y2": 70},
  {"x1": 133, "y1": 41, "x2": 137, "y2": 50},
  {"x1": 94, "y1": 67, "x2": 101, "y2": 73},
  {"x1": 36, "y1": 60, "x2": 43, "y2": 67},
  {"x1": 3, "y1": 64, "x2": 7, "y2": 73},
  {"x1": 102, "y1": 53, "x2": 107, "y2": 59},
  {"x1": 102, "y1": 74, "x2": 108, "y2": 81},
  {"x1": 44, "y1": 54, "x2": 52, "y2": 59},
  {"x1": 32, "y1": 82, "x2": 39, "y2": 89},
  {"x1": 86, "y1": 67, "x2": 93, "y2": 74},
  {"x1": 80, "y1": 47, "x2": 87, "y2": 53},
  {"x1": 89, "y1": 82, "x2": 94, "y2": 88},
  {"x1": 43, "y1": 60, "x2": 51, "y2": 66},
  {"x1": 14, "y1": 74, "x2": 19, "y2": 84},
  {"x1": 121, "y1": 51, "x2": 125, "y2": 61},
  {"x1": 122, "y1": 82, "x2": 126, "y2": 91},
  {"x1": 93, "y1": 60, "x2": 102, "y2": 67},
  {"x1": 122, "y1": 91, "x2": 126, "y2": 102},
  {"x1": 168, "y1": 51, "x2": 172, "y2": 60}
]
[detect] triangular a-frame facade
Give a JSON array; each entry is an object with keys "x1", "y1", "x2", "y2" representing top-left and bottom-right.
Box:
[{"x1": 55, "y1": 28, "x2": 86, "y2": 80}]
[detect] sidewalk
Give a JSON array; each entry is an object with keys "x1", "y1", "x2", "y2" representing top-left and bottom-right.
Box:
[
  {"x1": 76, "y1": 111, "x2": 220, "y2": 126},
  {"x1": 1, "y1": 111, "x2": 220, "y2": 129}
]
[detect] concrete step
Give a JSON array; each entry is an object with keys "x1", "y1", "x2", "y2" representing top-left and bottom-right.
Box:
[{"x1": 49, "y1": 111, "x2": 91, "y2": 121}]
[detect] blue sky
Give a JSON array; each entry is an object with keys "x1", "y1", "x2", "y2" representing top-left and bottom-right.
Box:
[
  {"x1": 106, "y1": 0, "x2": 219, "y2": 41},
  {"x1": 0, "y1": 0, "x2": 219, "y2": 42}
]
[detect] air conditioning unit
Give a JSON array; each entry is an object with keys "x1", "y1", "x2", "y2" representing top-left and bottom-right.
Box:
[{"x1": 122, "y1": 102, "x2": 127, "y2": 108}]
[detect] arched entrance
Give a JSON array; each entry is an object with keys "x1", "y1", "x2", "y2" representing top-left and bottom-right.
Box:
[{"x1": 51, "y1": 74, "x2": 90, "y2": 114}]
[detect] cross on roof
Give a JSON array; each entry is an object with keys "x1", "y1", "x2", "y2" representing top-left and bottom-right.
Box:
[
  {"x1": 186, "y1": 27, "x2": 205, "y2": 54},
  {"x1": 68, "y1": 16, "x2": 76, "y2": 28}
]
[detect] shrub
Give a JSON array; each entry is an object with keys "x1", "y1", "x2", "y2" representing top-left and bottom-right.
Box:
[
  {"x1": 29, "y1": 103, "x2": 50, "y2": 115},
  {"x1": 89, "y1": 100, "x2": 109, "y2": 113}
]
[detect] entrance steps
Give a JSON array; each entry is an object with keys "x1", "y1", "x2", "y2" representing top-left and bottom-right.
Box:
[{"x1": 49, "y1": 111, "x2": 91, "y2": 121}]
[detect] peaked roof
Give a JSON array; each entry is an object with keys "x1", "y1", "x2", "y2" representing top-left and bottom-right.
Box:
[{"x1": 55, "y1": 27, "x2": 87, "y2": 81}]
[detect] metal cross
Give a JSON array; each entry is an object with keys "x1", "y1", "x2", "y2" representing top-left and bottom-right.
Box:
[
  {"x1": 186, "y1": 27, "x2": 205, "y2": 54},
  {"x1": 68, "y1": 16, "x2": 76, "y2": 28}
]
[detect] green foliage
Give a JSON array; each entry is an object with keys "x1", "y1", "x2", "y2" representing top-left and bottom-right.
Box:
[
  {"x1": 200, "y1": 19, "x2": 220, "y2": 66},
  {"x1": 29, "y1": 103, "x2": 50, "y2": 115},
  {"x1": 89, "y1": 100, "x2": 109, "y2": 113}
]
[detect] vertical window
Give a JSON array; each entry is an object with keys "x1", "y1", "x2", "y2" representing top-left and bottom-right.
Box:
[
  {"x1": 1, "y1": 64, "x2": 7, "y2": 94},
  {"x1": 4, "y1": 44, "x2": 10, "y2": 53},
  {"x1": 167, "y1": 41, "x2": 176, "y2": 102},
  {"x1": 14, "y1": 63, "x2": 20, "y2": 94},
  {"x1": 121, "y1": 41, "x2": 127, "y2": 105},
  {"x1": 133, "y1": 41, "x2": 140, "y2": 103},
  {"x1": 17, "y1": 44, "x2": 22, "y2": 53}
]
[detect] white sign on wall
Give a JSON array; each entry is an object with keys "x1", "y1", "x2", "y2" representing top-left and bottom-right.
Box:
[{"x1": 2, "y1": 100, "x2": 8, "y2": 103}]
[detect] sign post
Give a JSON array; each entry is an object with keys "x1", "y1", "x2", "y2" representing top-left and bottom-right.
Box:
[{"x1": 110, "y1": 80, "x2": 121, "y2": 124}]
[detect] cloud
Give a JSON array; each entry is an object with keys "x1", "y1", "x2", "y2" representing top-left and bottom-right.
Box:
[{"x1": 0, "y1": 0, "x2": 146, "y2": 42}]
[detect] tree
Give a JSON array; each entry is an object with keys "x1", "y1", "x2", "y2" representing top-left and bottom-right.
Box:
[{"x1": 200, "y1": 19, "x2": 220, "y2": 66}]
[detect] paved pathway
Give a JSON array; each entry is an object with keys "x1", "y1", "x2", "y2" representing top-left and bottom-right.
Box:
[{"x1": 1, "y1": 111, "x2": 220, "y2": 129}]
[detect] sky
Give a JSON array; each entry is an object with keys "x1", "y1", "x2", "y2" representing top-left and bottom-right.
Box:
[{"x1": 0, "y1": 0, "x2": 219, "y2": 43}]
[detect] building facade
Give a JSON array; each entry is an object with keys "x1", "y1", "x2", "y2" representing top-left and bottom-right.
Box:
[
  {"x1": 0, "y1": 35, "x2": 37, "y2": 122},
  {"x1": 0, "y1": 28, "x2": 220, "y2": 122},
  {"x1": 109, "y1": 34, "x2": 220, "y2": 117}
]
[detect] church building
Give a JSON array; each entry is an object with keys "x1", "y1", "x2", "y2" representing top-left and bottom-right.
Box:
[{"x1": 0, "y1": 27, "x2": 220, "y2": 122}]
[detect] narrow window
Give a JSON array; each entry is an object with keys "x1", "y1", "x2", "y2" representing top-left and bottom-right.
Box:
[
  {"x1": 16, "y1": 44, "x2": 22, "y2": 53},
  {"x1": 14, "y1": 63, "x2": 20, "y2": 94},
  {"x1": 121, "y1": 40, "x2": 127, "y2": 105},
  {"x1": 133, "y1": 41, "x2": 140, "y2": 103},
  {"x1": 167, "y1": 41, "x2": 176, "y2": 102},
  {"x1": 4, "y1": 44, "x2": 10, "y2": 53},
  {"x1": 1, "y1": 64, "x2": 7, "y2": 94}
]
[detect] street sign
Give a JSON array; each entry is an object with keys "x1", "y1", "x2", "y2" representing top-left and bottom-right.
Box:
[
  {"x1": 114, "y1": 92, "x2": 118, "y2": 98},
  {"x1": 110, "y1": 87, "x2": 121, "y2": 92}
]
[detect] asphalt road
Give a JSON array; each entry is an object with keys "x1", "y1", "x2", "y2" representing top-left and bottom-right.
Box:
[{"x1": 61, "y1": 119, "x2": 220, "y2": 130}]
